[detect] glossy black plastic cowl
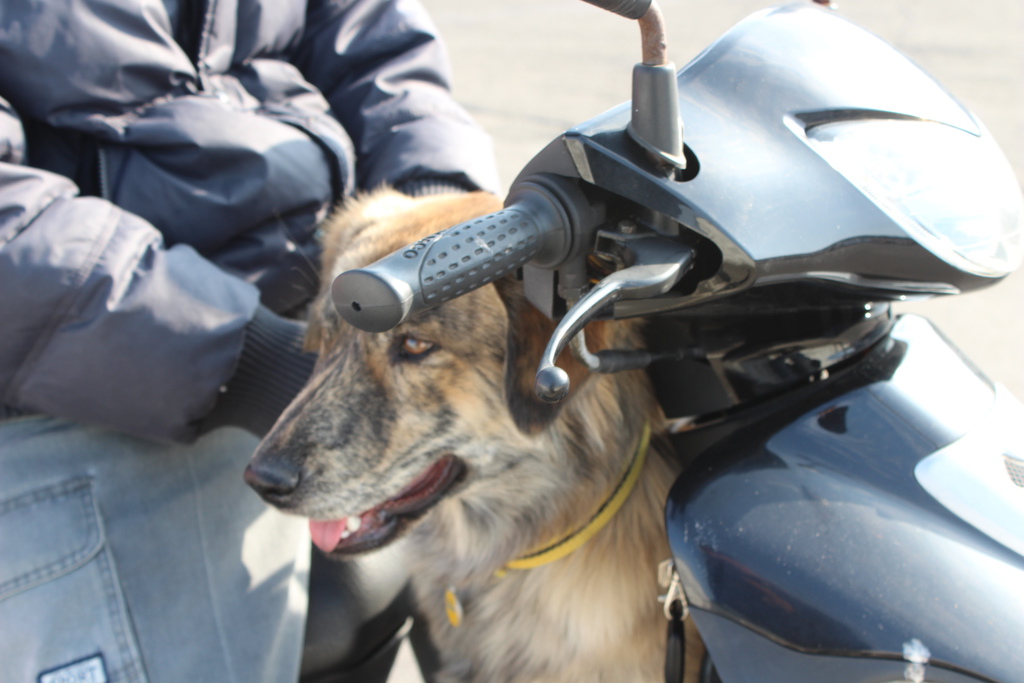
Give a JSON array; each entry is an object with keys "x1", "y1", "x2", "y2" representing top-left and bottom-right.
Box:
[
  {"x1": 665, "y1": 315, "x2": 1024, "y2": 683},
  {"x1": 515, "y1": 4, "x2": 1016, "y2": 320}
]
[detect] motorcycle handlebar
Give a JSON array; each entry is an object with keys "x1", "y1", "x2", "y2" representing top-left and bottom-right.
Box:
[
  {"x1": 331, "y1": 0, "x2": 669, "y2": 335},
  {"x1": 331, "y1": 182, "x2": 575, "y2": 332}
]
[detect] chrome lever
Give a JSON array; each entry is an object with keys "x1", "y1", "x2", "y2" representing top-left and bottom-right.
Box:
[{"x1": 534, "y1": 235, "x2": 695, "y2": 402}]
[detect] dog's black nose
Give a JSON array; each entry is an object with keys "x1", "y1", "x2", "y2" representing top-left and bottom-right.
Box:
[{"x1": 244, "y1": 459, "x2": 301, "y2": 501}]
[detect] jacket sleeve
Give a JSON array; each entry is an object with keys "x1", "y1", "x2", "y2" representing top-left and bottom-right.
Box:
[
  {"x1": 293, "y1": 0, "x2": 501, "y2": 195},
  {"x1": 0, "y1": 97, "x2": 261, "y2": 443}
]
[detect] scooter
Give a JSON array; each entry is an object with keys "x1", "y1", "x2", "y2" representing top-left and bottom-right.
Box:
[{"x1": 331, "y1": 0, "x2": 1024, "y2": 681}]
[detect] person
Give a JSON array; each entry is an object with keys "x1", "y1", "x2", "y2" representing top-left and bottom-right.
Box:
[{"x1": 0, "y1": 1, "x2": 499, "y2": 682}]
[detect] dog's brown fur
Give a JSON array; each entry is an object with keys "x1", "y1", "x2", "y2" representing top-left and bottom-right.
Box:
[{"x1": 251, "y1": 189, "x2": 701, "y2": 683}]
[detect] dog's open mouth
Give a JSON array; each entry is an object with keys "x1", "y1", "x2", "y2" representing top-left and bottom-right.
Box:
[{"x1": 309, "y1": 455, "x2": 465, "y2": 555}]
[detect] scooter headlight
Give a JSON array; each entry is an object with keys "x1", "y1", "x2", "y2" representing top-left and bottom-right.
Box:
[{"x1": 806, "y1": 118, "x2": 1024, "y2": 277}]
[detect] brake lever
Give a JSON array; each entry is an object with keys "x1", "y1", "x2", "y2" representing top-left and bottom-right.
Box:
[{"x1": 534, "y1": 234, "x2": 695, "y2": 402}]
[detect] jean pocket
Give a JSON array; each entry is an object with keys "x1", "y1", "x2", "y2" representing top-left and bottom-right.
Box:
[{"x1": 0, "y1": 477, "x2": 147, "y2": 682}]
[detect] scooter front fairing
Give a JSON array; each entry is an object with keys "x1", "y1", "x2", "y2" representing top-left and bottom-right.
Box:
[{"x1": 665, "y1": 315, "x2": 1024, "y2": 683}]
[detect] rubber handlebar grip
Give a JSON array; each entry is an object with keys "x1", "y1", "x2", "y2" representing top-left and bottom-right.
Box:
[
  {"x1": 581, "y1": 0, "x2": 652, "y2": 20},
  {"x1": 332, "y1": 191, "x2": 566, "y2": 332}
]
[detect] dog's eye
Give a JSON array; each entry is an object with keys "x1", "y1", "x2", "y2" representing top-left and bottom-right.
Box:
[{"x1": 397, "y1": 334, "x2": 436, "y2": 359}]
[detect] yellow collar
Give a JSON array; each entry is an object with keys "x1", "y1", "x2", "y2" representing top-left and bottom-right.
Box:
[
  {"x1": 444, "y1": 423, "x2": 653, "y2": 627},
  {"x1": 502, "y1": 421, "x2": 651, "y2": 572}
]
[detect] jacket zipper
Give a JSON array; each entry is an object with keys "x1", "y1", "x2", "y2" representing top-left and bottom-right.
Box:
[
  {"x1": 177, "y1": 0, "x2": 210, "y2": 91},
  {"x1": 97, "y1": 145, "x2": 110, "y2": 199}
]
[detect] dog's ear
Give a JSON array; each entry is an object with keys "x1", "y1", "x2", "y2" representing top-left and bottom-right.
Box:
[
  {"x1": 303, "y1": 296, "x2": 332, "y2": 352},
  {"x1": 495, "y1": 279, "x2": 611, "y2": 434}
]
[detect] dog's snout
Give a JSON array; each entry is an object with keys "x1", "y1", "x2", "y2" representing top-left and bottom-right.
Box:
[{"x1": 244, "y1": 459, "x2": 301, "y2": 502}]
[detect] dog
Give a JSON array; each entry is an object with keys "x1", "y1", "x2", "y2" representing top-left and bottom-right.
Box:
[{"x1": 246, "y1": 188, "x2": 702, "y2": 683}]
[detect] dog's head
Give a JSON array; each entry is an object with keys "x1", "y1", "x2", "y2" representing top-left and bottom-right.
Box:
[{"x1": 247, "y1": 189, "x2": 649, "y2": 563}]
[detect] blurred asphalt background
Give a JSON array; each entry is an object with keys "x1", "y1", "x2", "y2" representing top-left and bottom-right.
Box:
[{"x1": 389, "y1": 1, "x2": 1023, "y2": 680}]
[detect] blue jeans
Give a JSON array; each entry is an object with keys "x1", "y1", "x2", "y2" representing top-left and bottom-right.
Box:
[{"x1": 0, "y1": 417, "x2": 309, "y2": 683}]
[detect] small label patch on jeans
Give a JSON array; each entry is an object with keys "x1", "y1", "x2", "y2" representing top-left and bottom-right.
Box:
[{"x1": 38, "y1": 654, "x2": 108, "y2": 683}]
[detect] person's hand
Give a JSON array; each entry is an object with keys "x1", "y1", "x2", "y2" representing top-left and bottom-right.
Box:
[{"x1": 201, "y1": 306, "x2": 317, "y2": 438}]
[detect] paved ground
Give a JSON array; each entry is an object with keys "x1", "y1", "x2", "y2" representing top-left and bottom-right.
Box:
[{"x1": 389, "y1": 1, "x2": 1023, "y2": 679}]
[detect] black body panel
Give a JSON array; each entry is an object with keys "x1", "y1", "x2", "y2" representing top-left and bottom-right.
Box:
[{"x1": 666, "y1": 315, "x2": 1024, "y2": 682}]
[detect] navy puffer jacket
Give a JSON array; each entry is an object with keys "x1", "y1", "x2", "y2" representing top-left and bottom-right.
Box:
[{"x1": 0, "y1": 0, "x2": 499, "y2": 442}]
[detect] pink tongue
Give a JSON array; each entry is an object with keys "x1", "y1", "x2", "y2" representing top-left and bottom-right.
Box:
[{"x1": 309, "y1": 518, "x2": 349, "y2": 553}]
